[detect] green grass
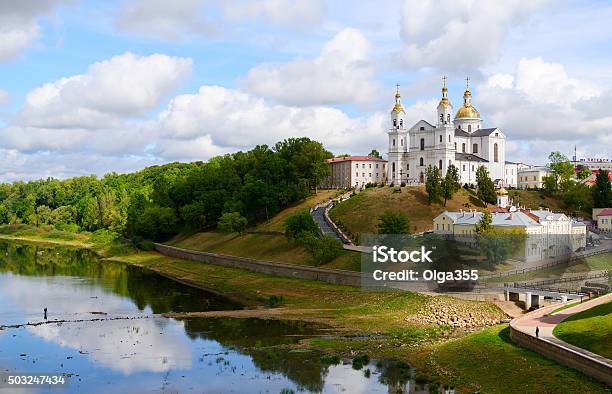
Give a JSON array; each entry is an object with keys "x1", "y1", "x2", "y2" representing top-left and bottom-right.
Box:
[
  {"x1": 584, "y1": 253, "x2": 612, "y2": 270},
  {"x1": 168, "y1": 190, "x2": 362, "y2": 270},
  {"x1": 426, "y1": 325, "x2": 608, "y2": 393},
  {"x1": 329, "y1": 186, "x2": 480, "y2": 242},
  {"x1": 553, "y1": 301, "x2": 612, "y2": 359}
]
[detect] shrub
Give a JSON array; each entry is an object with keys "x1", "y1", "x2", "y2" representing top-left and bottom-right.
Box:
[
  {"x1": 218, "y1": 212, "x2": 248, "y2": 234},
  {"x1": 55, "y1": 222, "x2": 80, "y2": 233},
  {"x1": 47, "y1": 229, "x2": 77, "y2": 241},
  {"x1": 268, "y1": 295, "x2": 285, "y2": 307},
  {"x1": 284, "y1": 209, "x2": 318, "y2": 239},
  {"x1": 320, "y1": 355, "x2": 340, "y2": 365},
  {"x1": 300, "y1": 233, "x2": 344, "y2": 265},
  {"x1": 352, "y1": 354, "x2": 370, "y2": 370},
  {"x1": 400, "y1": 182, "x2": 406, "y2": 187},
  {"x1": 377, "y1": 210, "x2": 410, "y2": 234}
]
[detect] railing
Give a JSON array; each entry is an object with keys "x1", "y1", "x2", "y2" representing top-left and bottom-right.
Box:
[
  {"x1": 516, "y1": 271, "x2": 610, "y2": 288},
  {"x1": 506, "y1": 282, "x2": 587, "y2": 295},
  {"x1": 481, "y1": 248, "x2": 611, "y2": 280}
]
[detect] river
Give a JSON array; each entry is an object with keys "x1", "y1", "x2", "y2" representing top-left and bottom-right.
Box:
[{"x1": 0, "y1": 241, "x2": 446, "y2": 393}]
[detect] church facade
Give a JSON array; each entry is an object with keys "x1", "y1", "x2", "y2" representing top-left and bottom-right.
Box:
[{"x1": 387, "y1": 78, "x2": 517, "y2": 187}]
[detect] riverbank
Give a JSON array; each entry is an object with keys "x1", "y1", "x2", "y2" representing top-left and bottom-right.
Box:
[{"x1": 0, "y1": 234, "x2": 607, "y2": 392}]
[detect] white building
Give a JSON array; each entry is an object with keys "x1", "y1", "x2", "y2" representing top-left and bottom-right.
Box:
[
  {"x1": 517, "y1": 166, "x2": 552, "y2": 189},
  {"x1": 387, "y1": 79, "x2": 518, "y2": 187},
  {"x1": 595, "y1": 208, "x2": 612, "y2": 232},
  {"x1": 322, "y1": 155, "x2": 387, "y2": 188},
  {"x1": 433, "y1": 208, "x2": 586, "y2": 263}
]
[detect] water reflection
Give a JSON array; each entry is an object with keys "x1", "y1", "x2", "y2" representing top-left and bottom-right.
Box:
[{"x1": 0, "y1": 241, "x2": 446, "y2": 393}]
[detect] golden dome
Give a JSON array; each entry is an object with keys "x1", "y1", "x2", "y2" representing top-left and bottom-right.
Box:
[
  {"x1": 455, "y1": 104, "x2": 480, "y2": 119},
  {"x1": 392, "y1": 103, "x2": 405, "y2": 113},
  {"x1": 438, "y1": 96, "x2": 450, "y2": 108}
]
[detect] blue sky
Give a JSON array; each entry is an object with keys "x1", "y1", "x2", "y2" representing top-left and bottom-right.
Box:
[{"x1": 0, "y1": 0, "x2": 610, "y2": 181}]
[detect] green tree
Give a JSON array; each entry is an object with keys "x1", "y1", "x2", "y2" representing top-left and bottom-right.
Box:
[
  {"x1": 284, "y1": 209, "x2": 319, "y2": 239},
  {"x1": 542, "y1": 175, "x2": 558, "y2": 196},
  {"x1": 441, "y1": 164, "x2": 460, "y2": 206},
  {"x1": 218, "y1": 212, "x2": 248, "y2": 234},
  {"x1": 563, "y1": 183, "x2": 592, "y2": 213},
  {"x1": 377, "y1": 210, "x2": 410, "y2": 234},
  {"x1": 593, "y1": 169, "x2": 612, "y2": 208},
  {"x1": 548, "y1": 151, "x2": 575, "y2": 188},
  {"x1": 576, "y1": 166, "x2": 592, "y2": 180},
  {"x1": 474, "y1": 211, "x2": 493, "y2": 234},
  {"x1": 476, "y1": 166, "x2": 496, "y2": 204},
  {"x1": 368, "y1": 149, "x2": 381, "y2": 158},
  {"x1": 425, "y1": 165, "x2": 442, "y2": 203},
  {"x1": 300, "y1": 234, "x2": 343, "y2": 265}
]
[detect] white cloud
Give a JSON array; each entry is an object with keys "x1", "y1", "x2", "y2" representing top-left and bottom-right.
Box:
[
  {"x1": 0, "y1": 1, "x2": 74, "y2": 61},
  {"x1": 19, "y1": 52, "x2": 192, "y2": 129},
  {"x1": 115, "y1": 0, "x2": 322, "y2": 40},
  {"x1": 475, "y1": 57, "x2": 610, "y2": 164},
  {"x1": 243, "y1": 28, "x2": 379, "y2": 106},
  {"x1": 397, "y1": 0, "x2": 549, "y2": 70},
  {"x1": 158, "y1": 85, "x2": 381, "y2": 152}
]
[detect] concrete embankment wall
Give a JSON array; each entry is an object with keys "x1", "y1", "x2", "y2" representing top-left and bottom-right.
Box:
[
  {"x1": 154, "y1": 243, "x2": 363, "y2": 286},
  {"x1": 509, "y1": 300, "x2": 612, "y2": 385}
]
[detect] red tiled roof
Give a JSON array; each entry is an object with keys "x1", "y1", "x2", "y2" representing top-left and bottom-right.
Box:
[
  {"x1": 598, "y1": 208, "x2": 612, "y2": 216},
  {"x1": 521, "y1": 209, "x2": 540, "y2": 223},
  {"x1": 327, "y1": 155, "x2": 387, "y2": 163}
]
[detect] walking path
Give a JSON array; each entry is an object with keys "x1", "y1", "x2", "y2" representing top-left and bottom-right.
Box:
[
  {"x1": 311, "y1": 205, "x2": 343, "y2": 241},
  {"x1": 510, "y1": 293, "x2": 612, "y2": 384}
]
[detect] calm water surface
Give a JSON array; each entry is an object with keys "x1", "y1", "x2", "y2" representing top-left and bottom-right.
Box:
[{"x1": 0, "y1": 241, "x2": 445, "y2": 393}]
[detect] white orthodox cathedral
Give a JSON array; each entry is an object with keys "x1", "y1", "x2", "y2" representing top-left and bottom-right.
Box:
[{"x1": 387, "y1": 78, "x2": 518, "y2": 187}]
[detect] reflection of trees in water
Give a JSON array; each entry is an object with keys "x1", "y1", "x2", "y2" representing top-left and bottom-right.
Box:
[
  {"x1": 0, "y1": 241, "x2": 241, "y2": 313},
  {"x1": 182, "y1": 317, "x2": 330, "y2": 392},
  {"x1": 376, "y1": 359, "x2": 412, "y2": 394}
]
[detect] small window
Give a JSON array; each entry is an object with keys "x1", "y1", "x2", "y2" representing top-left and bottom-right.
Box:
[
  {"x1": 448, "y1": 135, "x2": 451, "y2": 142},
  {"x1": 420, "y1": 157, "x2": 424, "y2": 166},
  {"x1": 439, "y1": 135, "x2": 442, "y2": 143},
  {"x1": 439, "y1": 160, "x2": 442, "y2": 169},
  {"x1": 393, "y1": 139, "x2": 396, "y2": 146},
  {"x1": 454, "y1": 142, "x2": 457, "y2": 150},
  {"x1": 420, "y1": 138, "x2": 425, "y2": 150},
  {"x1": 393, "y1": 119, "x2": 397, "y2": 127},
  {"x1": 407, "y1": 164, "x2": 409, "y2": 170},
  {"x1": 473, "y1": 143, "x2": 478, "y2": 154},
  {"x1": 420, "y1": 126, "x2": 425, "y2": 131},
  {"x1": 462, "y1": 143, "x2": 466, "y2": 153},
  {"x1": 468, "y1": 125, "x2": 472, "y2": 132},
  {"x1": 494, "y1": 143, "x2": 499, "y2": 162},
  {"x1": 463, "y1": 165, "x2": 466, "y2": 171}
]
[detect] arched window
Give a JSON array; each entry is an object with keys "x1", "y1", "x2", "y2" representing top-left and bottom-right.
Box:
[
  {"x1": 462, "y1": 143, "x2": 466, "y2": 153},
  {"x1": 440, "y1": 114, "x2": 444, "y2": 123},
  {"x1": 439, "y1": 160, "x2": 442, "y2": 169},
  {"x1": 473, "y1": 143, "x2": 478, "y2": 154},
  {"x1": 419, "y1": 157, "x2": 424, "y2": 166},
  {"x1": 468, "y1": 125, "x2": 472, "y2": 132},
  {"x1": 420, "y1": 138, "x2": 425, "y2": 150},
  {"x1": 494, "y1": 143, "x2": 499, "y2": 162},
  {"x1": 393, "y1": 139, "x2": 395, "y2": 147},
  {"x1": 400, "y1": 119, "x2": 403, "y2": 127},
  {"x1": 393, "y1": 119, "x2": 397, "y2": 127},
  {"x1": 447, "y1": 114, "x2": 450, "y2": 123},
  {"x1": 439, "y1": 135, "x2": 442, "y2": 143},
  {"x1": 392, "y1": 162, "x2": 395, "y2": 173}
]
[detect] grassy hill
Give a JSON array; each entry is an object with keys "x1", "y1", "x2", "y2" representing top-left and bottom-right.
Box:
[
  {"x1": 168, "y1": 190, "x2": 361, "y2": 271},
  {"x1": 508, "y1": 189, "x2": 585, "y2": 218},
  {"x1": 330, "y1": 186, "x2": 587, "y2": 244},
  {"x1": 329, "y1": 186, "x2": 482, "y2": 242}
]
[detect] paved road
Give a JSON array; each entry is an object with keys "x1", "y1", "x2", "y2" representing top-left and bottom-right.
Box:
[
  {"x1": 514, "y1": 293, "x2": 612, "y2": 364},
  {"x1": 311, "y1": 205, "x2": 343, "y2": 242}
]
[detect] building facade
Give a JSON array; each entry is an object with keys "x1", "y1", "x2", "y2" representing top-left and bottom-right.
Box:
[
  {"x1": 323, "y1": 155, "x2": 387, "y2": 188},
  {"x1": 517, "y1": 166, "x2": 552, "y2": 189},
  {"x1": 433, "y1": 209, "x2": 586, "y2": 263},
  {"x1": 596, "y1": 208, "x2": 612, "y2": 232},
  {"x1": 387, "y1": 79, "x2": 518, "y2": 187}
]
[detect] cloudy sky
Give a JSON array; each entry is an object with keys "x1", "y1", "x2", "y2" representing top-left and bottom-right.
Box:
[{"x1": 0, "y1": 0, "x2": 610, "y2": 181}]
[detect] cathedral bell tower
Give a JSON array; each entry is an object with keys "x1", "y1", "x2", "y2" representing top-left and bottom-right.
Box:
[
  {"x1": 387, "y1": 84, "x2": 408, "y2": 184},
  {"x1": 437, "y1": 76, "x2": 453, "y2": 127}
]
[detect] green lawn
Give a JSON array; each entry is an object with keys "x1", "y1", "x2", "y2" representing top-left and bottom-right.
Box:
[
  {"x1": 553, "y1": 301, "x2": 612, "y2": 359},
  {"x1": 427, "y1": 325, "x2": 608, "y2": 393}
]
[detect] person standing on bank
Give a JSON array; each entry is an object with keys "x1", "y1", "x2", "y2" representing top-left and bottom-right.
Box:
[{"x1": 535, "y1": 326, "x2": 540, "y2": 338}]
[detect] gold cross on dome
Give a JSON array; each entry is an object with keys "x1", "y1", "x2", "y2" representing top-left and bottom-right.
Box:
[
  {"x1": 442, "y1": 75, "x2": 447, "y2": 87},
  {"x1": 465, "y1": 76, "x2": 470, "y2": 89}
]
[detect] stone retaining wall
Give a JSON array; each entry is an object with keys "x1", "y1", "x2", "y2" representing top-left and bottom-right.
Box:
[
  {"x1": 154, "y1": 243, "x2": 363, "y2": 286},
  {"x1": 509, "y1": 300, "x2": 612, "y2": 385}
]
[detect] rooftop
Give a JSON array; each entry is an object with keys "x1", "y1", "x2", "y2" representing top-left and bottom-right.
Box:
[
  {"x1": 598, "y1": 208, "x2": 612, "y2": 217},
  {"x1": 327, "y1": 155, "x2": 387, "y2": 163}
]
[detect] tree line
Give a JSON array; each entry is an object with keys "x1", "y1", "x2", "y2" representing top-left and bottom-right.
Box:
[{"x1": 0, "y1": 137, "x2": 332, "y2": 242}]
